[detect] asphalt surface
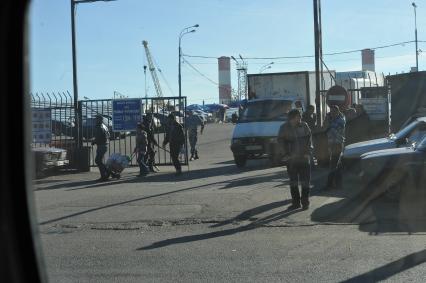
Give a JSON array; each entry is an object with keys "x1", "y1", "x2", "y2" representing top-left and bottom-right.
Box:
[{"x1": 33, "y1": 123, "x2": 426, "y2": 283}]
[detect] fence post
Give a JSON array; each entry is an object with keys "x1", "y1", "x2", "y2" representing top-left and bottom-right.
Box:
[{"x1": 77, "y1": 100, "x2": 83, "y2": 148}]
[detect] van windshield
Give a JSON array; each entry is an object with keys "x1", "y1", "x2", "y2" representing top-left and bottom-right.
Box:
[{"x1": 239, "y1": 100, "x2": 292, "y2": 122}]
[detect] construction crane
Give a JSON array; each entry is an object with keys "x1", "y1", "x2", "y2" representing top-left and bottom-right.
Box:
[{"x1": 142, "y1": 40, "x2": 163, "y2": 98}]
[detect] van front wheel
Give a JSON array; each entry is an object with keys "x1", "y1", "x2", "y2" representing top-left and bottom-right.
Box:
[{"x1": 234, "y1": 155, "x2": 247, "y2": 168}]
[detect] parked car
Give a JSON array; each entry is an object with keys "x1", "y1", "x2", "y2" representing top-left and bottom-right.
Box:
[
  {"x1": 360, "y1": 135, "x2": 426, "y2": 200},
  {"x1": 187, "y1": 104, "x2": 204, "y2": 111},
  {"x1": 342, "y1": 117, "x2": 426, "y2": 169},
  {"x1": 51, "y1": 119, "x2": 75, "y2": 137},
  {"x1": 32, "y1": 146, "x2": 69, "y2": 178},
  {"x1": 193, "y1": 110, "x2": 213, "y2": 122}
]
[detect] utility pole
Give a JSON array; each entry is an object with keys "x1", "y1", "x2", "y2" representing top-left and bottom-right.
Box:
[
  {"x1": 70, "y1": 0, "x2": 80, "y2": 147},
  {"x1": 70, "y1": 0, "x2": 116, "y2": 149},
  {"x1": 313, "y1": 0, "x2": 322, "y2": 126},
  {"x1": 179, "y1": 24, "x2": 199, "y2": 100},
  {"x1": 412, "y1": 2, "x2": 419, "y2": 71},
  {"x1": 231, "y1": 56, "x2": 248, "y2": 101}
]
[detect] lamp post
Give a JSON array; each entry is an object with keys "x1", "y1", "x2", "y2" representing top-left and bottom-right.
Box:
[
  {"x1": 259, "y1": 62, "x2": 274, "y2": 73},
  {"x1": 412, "y1": 2, "x2": 419, "y2": 71},
  {"x1": 70, "y1": 0, "x2": 116, "y2": 147},
  {"x1": 179, "y1": 24, "x2": 199, "y2": 101}
]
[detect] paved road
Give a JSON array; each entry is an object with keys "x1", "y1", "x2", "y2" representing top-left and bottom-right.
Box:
[{"x1": 34, "y1": 123, "x2": 426, "y2": 282}]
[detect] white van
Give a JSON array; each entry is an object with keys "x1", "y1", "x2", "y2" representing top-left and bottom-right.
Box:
[{"x1": 230, "y1": 97, "x2": 304, "y2": 167}]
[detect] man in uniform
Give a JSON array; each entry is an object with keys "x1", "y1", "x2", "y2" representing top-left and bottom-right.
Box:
[
  {"x1": 135, "y1": 122, "x2": 149, "y2": 177},
  {"x1": 163, "y1": 113, "x2": 185, "y2": 176},
  {"x1": 186, "y1": 111, "x2": 205, "y2": 161},
  {"x1": 92, "y1": 115, "x2": 110, "y2": 181},
  {"x1": 325, "y1": 105, "x2": 346, "y2": 190},
  {"x1": 278, "y1": 109, "x2": 313, "y2": 210},
  {"x1": 143, "y1": 114, "x2": 159, "y2": 172}
]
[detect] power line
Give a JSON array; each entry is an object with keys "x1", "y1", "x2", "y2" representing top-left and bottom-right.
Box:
[
  {"x1": 182, "y1": 57, "x2": 219, "y2": 85},
  {"x1": 183, "y1": 57, "x2": 238, "y2": 96},
  {"x1": 183, "y1": 40, "x2": 426, "y2": 60},
  {"x1": 150, "y1": 51, "x2": 176, "y2": 96}
]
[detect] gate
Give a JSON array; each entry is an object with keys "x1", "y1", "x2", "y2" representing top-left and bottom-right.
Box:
[{"x1": 79, "y1": 96, "x2": 188, "y2": 167}]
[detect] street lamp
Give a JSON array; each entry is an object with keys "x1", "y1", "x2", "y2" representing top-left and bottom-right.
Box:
[
  {"x1": 259, "y1": 62, "x2": 274, "y2": 73},
  {"x1": 412, "y1": 2, "x2": 419, "y2": 71},
  {"x1": 70, "y1": 0, "x2": 116, "y2": 147},
  {"x1": 179, "y1": 24, "x2": 199, "y2": 100}
]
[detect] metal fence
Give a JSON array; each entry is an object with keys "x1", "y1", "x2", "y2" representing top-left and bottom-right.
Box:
[
  {"x1": 30, "y1": 91, "x2": 76, "y2": 146},
  {"x1": 80, "y1": 96, "x2": 188, "y2": 167}
]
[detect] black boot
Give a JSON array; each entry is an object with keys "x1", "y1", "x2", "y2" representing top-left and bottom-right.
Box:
[
  {"x1": 301, "y1": 188, "x2": 310, "y2": 210},
  {"x1": 288, "y1": 186, "x2": 301, "y2": 210}
]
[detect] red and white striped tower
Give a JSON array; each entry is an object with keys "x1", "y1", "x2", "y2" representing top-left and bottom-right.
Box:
[{"x1": 218, "y1": 56, "x2": 231, "y2": 104}]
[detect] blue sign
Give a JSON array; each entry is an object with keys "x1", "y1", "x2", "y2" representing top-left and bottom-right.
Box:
[{"x1": 112, "y1": 99, "x2": 142, "y2": 131}]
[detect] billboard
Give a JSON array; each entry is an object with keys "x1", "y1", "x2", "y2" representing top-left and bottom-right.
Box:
[
  {"x1": 248, "y1": 72, "x2": 308, "y2": 100},
  {"x1": 112, "y1": 99, "x2": 142, "y2": 131}
]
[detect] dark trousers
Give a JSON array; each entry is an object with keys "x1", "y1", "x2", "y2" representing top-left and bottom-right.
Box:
[
  {"x1": 327, "y1": 144, "x2": 343, "y2": 188},
  {"x1": 137, "y1": 150, "x2": 149, "y2": 175},
  {"x1": 188, "y1": 130, "x2": 198, "y2": 156},
  {"x1": 95, "y1": 145, "x2": 108, "y2": 179},
  {"x1": 145, "y1": 144, "x2": 156, "y2": 170},
  {"x1": 170, "y1": 144, "x2": 182, "y2": 172},
  {"x1": 287, "y1": 160, "x2": 311, "y2": 206}
]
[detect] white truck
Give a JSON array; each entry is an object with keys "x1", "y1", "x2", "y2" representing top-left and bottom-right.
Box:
[{"x1": 230, "y1": 71, "x2": 334, "y2": 167}]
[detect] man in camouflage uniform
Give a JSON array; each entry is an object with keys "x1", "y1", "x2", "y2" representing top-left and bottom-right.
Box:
[
  {"x1": 142, "y1": 114, "x2": 159, "y2": 172},
  {"x1": 186, "y1": 111, "x2": 205, "y2": 161}
]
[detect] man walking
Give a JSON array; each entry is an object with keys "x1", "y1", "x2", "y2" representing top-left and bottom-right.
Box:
[
  {"x1": 135, "y1": 122, "x2": 149, "y2": 177},
  {"x1": 92, "y1": 115, "x2": 110, "y2": 181},
  {"x1": 186, "y1": 111, "x2": 205, "y2": 161},
  {"x1": 143, "y1": 114, "x2": 159, "y2": 172},
  {"x1": 325, "y1": 105, "x2": 346, "y2": 190},
  {"x1": 278, "y1": 109, "x2": 313, "y2": 210},
  {"x1": 163, "y1": 113, "x2": 185, "y2": 176}
]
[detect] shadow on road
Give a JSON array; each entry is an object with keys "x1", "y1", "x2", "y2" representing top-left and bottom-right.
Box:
[
  {"x1": 210, "y1": 200, "x2": 292, "y2": 228},
  {"x1": 138, "y1": 201, "x2": 301, "y2": 251},
  {"x1": 341, "y1": 249, "x2": 426, "y2": 282},
  {"x1": 35, "y1": 179, "x2": 99, "y2": 191},
  {"x1": 38, "y1": 169, "x2": 285, "y2": 225},
  {"x1": 35, "y1": 162, "x2": 273, "y2": 192},
  {"x1": 311, "y1": 180, "x2": 426, "y2": 234}
]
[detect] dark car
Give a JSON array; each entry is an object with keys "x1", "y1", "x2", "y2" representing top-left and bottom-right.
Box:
[
  {"x1": 343, "y1": 117, "x2": 426, "y2": 169},
  {"x1": 51, "y1": 119, "x2": 75, "y2": 137},
  {"x1": 360, "y1": 135, "x2": 426, "y2": 200}
]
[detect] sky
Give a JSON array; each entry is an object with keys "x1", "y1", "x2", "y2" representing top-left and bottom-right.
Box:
[{"x1": 29, "y1": 0, "x2": 426, "y2": 104}]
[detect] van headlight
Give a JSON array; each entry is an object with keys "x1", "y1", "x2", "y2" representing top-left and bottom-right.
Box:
[{"x1": 232, "y1": 138, "x2": 242, "y2": 145}]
